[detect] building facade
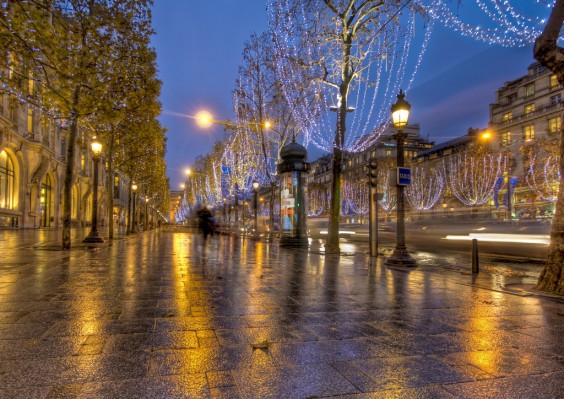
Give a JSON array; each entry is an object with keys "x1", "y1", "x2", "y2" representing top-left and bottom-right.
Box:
[
  {"x1": 488, "y1": 61, "x2": 563, "y2": 219},
  {"x1": 0, "y1": 90, "x2": 135, "y2": 229}
]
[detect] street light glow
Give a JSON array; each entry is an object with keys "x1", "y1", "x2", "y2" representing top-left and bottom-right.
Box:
[
  {"x1": 481, "y1": 131, "x2": 492, "y2": 140},
  {"x1": 195, "y1": 110, "x2": 213, "y2": 128}
]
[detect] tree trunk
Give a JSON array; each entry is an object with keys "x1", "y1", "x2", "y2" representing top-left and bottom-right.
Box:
[
  {"x1": 533, "y1": 0, "x2": 564, "y2": 294},
  {"x1": 62, "y1": 86, "x2": 81, "y2": 249},
  {"x1": 535, "y1": 128, "x2": 564, "y2": 294},
  {"x1": 326, "y1": 145, "x2": 342, "y2": 254}
]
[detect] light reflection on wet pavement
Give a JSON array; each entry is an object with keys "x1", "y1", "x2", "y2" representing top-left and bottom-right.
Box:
[{"x1": 0, "y1": 227, "x2": 562, "y2": 398}]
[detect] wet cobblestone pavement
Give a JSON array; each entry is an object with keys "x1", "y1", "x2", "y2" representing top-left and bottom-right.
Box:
[{"x1": 0, "y1": 228, "x2": 562, "y2": 398}]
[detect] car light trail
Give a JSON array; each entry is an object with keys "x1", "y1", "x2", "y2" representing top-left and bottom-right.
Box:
[{"x1": 444, "y1": 233, "x2": 549, "y2": 245}]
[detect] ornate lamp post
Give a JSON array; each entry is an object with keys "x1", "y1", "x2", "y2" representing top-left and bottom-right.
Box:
[
  {"x1": 252, "y1": 180, "x2": 259, "y2": 237},
  {"x1": 385, "y1": 90, "x2": 417, "y2": 267},
  {"x1": 83, "y1": 139, "x2": 104, "y2": 243},
  {"x1": 131, "y1": 183, "x2": 138, "y2": 233}
]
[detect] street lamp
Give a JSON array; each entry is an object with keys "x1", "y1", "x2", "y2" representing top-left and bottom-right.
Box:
[
  {"x1": 83, "y1": 139, "x2": 104, "y2": 243},
  {"x1": 253, "y1": 180, "x2": 259, "y2": 237},
  {"x1": 131, "y1": 183, "x2": 138, "y2": 233},
  {"x1": 385, "y1": 90, "x2": 416, "y2": 268}
]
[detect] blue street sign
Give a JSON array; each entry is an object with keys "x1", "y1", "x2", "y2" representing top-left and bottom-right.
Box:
[
  {"x1": 397, "y1": 167, "x2": 411, "y2": 186},
  {"x1": 221, "y1": 165, "x2": 231, "y2": 176}
]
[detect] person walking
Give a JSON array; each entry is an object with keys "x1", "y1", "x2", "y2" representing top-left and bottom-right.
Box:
[{"x1": 197, "y1": 206, "x2": 215, "y2": 239}]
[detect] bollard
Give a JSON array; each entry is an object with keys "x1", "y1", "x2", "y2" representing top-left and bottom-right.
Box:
[{"x1": 471, "y1": 238, "x2": 479, "y2": 274}]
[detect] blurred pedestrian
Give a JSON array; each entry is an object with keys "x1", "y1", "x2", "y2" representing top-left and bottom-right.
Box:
[{"x1": 197, "y1": 206, "x2": 215, "y2": 239}]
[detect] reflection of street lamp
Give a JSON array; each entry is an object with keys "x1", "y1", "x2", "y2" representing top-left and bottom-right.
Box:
[
  {"x1": 385, "y1": 90, "x2": 416, "y2": 268},
  {"x1": 253, "y1": 180, "x2": 259, "y2": 236},
  {"x1": 144, "y1": 197, "x2": 149, "y2": 230},
  {"x1": 83, "y1": 139, "x2": 104, "y2": 243},
  {"x1": 131, "y1": 183, "x2": 138, "y2": 233},
  {"x1": 442, "y1": 200, "x2": 448, "y2": 219}
]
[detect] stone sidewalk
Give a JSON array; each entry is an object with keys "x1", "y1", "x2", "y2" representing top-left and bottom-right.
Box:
[{"x1": 0, "y1": 228, "x2": 562, "y2": 398}]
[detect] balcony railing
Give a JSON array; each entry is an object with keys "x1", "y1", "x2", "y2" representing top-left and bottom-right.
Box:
[{"x1": 495, "y1": 102, "x2": 563, "y2": 127}]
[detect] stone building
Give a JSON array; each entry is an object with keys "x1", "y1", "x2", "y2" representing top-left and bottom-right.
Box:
[
  {"x1": 487, "y1": 61, "x2": 562, "y2": 219},
  {"x1": 0, "y1": 91, "x2": 131, "y2": 229}
]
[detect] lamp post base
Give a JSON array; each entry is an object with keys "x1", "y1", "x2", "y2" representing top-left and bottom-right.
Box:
[
  {"x1": 385, "y1": 247, "x2": 416, "y2": 267},
  {"x1": 83, "y1": 230, "x2": 104, "y2": 243}
]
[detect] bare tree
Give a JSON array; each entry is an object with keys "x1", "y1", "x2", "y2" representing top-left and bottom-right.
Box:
[{"x1": 532, "y1": 0, "x2": 564, "y2": 294}]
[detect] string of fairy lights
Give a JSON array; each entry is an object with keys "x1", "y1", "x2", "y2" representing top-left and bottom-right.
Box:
[
  {"x1": 406, "y1": 166, "x2": 445, "y2": 210},
  {"x1": 526, "y1": 153, "x2": 560, "y2": 202},
  {"x1": 444, "y1": 152, "x2": 506, "y2": 206}
]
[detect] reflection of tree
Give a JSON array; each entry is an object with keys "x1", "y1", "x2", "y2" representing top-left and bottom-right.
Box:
[
  {"x1": 443, "y1": 148, "x2": 504, "y2": 206},
  {"x1": 407, "y1": 165, "x2": 444, "y2": 210},
  {"x1": 523, "y1": 138, "x2": 560, "y2": 202}
]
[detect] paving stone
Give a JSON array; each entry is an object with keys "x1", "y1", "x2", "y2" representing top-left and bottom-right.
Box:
[
  {"x1": 232, "y1": 363, "x2": 359, "y2": 399},
  {"x1": 0, "y1": 229, "x2": 561, "y2": 398}
]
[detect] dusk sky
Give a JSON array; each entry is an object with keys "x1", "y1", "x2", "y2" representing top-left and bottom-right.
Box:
[{"x1": 151, "y1": 2, "x2": 539, "y2": 190}]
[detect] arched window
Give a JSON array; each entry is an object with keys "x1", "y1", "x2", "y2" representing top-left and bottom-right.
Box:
[{"x1": 0, "y1": 150, "x2": 15, "y2": 210}]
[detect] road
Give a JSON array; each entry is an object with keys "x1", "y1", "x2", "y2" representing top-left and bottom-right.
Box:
[{"x1": 309, "y1": 218, "x2": 550, "y2": 261}]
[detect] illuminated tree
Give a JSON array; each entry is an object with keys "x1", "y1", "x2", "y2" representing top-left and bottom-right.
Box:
[
  {"x1": 270, "y1": 0, "x2": 433, "y2": 253},
  {"x1": 343, "y1": 179, "x2": 369, "y2": 216},
  {"x1": 523, "y1": 138, "x2": 560, "y2": 203},
  {"x1": 307, "y1": 183, "x2": 329, "y2": 217},
  {"x1": 378, "y1": 167, "x2": 397, "y2": 216},
  {"x1": 234, "y1": 32, "x2": 306, "y2": 236},
  {"x1": 407, "y1": 165, "x2": 445, "y2": 210},
  {"x1": 443, "y1": 149, "x2": 505, "y2": 207},
  {"x1": 532, "y1": 0, "x2": 564, "y2": 294}
]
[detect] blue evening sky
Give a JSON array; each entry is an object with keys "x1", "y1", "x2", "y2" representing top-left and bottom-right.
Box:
[{"x1": 151, "y1": 2, "x2": 536, "y2": 190}]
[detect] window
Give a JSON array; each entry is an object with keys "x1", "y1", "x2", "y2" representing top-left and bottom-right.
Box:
[
  {"x1": 524, "y1": 103, "x2": 535, "y2": 115},
  {"x1": 0, "y1": 151, "x2": 16, "y2": 210},
  {"x1": 550, "y1": 94, "x2": 561, "y2": 105},
  {"x1": 60, "y1": 138, "x2": 66, "y2": 159},
  {"x1": 9, "y1": 100, "x2": 17, "y2": 122},
  {"x1": 27, "y1": 108, "x2": 33, "y2": 134},
  {"x1": 386, "y1": 148, "x2": 392, "y2": 157},
  {"x1": 28, "y1": 72, "x2": 34, "y2": 95},
  {"x1": 550, "y1": 75, "x2": 559, "y2": 89},
  {"x1": 81, "y1": 153, "x2": 85, "y2": 171},
  {"x1": 525, "y1": 83, "x2": 534, "y2": 97},
  {"x1": 501, "y1": 131, "x2": 511, "y2": 145},
  {"x1": 524, "y1": 125, "x2": 535, "y2": 141},
  {"x1": 114, "y1": 176, "x2": 120, "y2": 198},
  {"x1": 502, "y1": 112, "x2": 512, "y2": 122},
  {"x1": 548, "y1": 117, "x2": 561, "y2": 134}
]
